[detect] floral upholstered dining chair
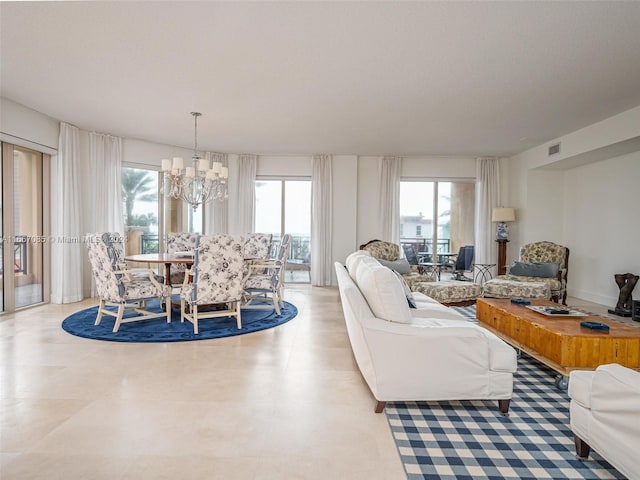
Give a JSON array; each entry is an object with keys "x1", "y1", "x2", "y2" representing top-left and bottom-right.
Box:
[
  {"x1": 180, "y1": 234, "x2": 245, "y2": 334},
  {"x1": 86, "y1": 232, "x2": 172, "y2": 332},
  {"x1": 244, "y1": 233, "x2": 273, "y2": 261},
  {"x1": 166, "y1": 232, "x2": 198, "y2": 286},
  {"x1": 243, "y1": 233, "x2": 291, "y2": 315}
]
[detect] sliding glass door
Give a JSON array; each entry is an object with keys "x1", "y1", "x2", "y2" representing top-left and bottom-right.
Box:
[
  {"x1": 400, "y1": 180, "x2": 475, "y2": 266},
  {"x1": 255, "y1": 179, "x2": 311, "y2": 283},
  {"x1": 1, "y1": 143, "x2": 50, "y2": 312}
]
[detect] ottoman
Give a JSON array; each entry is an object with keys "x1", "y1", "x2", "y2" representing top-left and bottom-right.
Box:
[
  {"x1": 412, "y1": 280, "x2": 482, "y2": 305},
  {"x1": 482, "y1": 278, "x2": 550, "y2": 300}
]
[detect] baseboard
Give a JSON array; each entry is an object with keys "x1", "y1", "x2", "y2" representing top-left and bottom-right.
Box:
[{"x1": 567, "y1": 288, "x2": 615, "y2": 308}]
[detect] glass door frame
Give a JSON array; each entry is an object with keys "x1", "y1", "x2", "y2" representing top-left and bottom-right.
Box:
[{"x1": 1, "y1": 142, "x2": 51, "y2": 312}]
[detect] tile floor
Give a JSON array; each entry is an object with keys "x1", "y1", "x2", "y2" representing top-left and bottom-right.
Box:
[
  {"x1": 0, "y1": 285, "x2": 403, "y2": 480},
  {"x1": 1, "y1": 286, "x2": 635, "y2": 479}
]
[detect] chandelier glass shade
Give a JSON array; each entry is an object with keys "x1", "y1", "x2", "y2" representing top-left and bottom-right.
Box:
[{"x1": 161, "y1": 112, "x2": 228, "y2": 211}]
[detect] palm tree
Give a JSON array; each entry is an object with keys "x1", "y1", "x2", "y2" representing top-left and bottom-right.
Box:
[{"x1": 122, "y1": 168, "x2": 156, "y2": 225}]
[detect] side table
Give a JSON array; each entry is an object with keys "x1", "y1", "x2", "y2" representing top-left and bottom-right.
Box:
[{"x1": 474, "y1": 263, "x2": 496, "y2": 285}]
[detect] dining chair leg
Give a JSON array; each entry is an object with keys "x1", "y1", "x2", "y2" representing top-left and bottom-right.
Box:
[
  {"x1": 236, "y1": 302, "x2": 242, "y2": 329},
  {"x1": 180, "y1": 299, "x2": 186, "y2": 323},
  {"x1": 193, "y1": 305, "x2": 199, "y2": 334},
  {"x1": 95, "y1": 299, "x2": 106, "y2": 326},
  {"x1": 112, "y1": 303, "x2": 125, "y2": 333},
  {"x1": 166, "y1": 297, "x2": 172, "y2": 323}
]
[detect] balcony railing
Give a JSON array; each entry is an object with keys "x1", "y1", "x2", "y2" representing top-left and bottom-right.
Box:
[
  {"x1": 0, "y1": 236, "x2": 28, "y2": 276},
  {"x1": 401, "y1": 237, "x2": 451, "y2": 256}
]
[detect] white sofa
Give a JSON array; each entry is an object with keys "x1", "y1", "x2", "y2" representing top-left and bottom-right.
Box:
[
  {"x1": 569, "y1": 364, "x2": 640, "y2": 480},
  {"x1": 335, "y1": 251, "x2": 517, "y2": 413}
]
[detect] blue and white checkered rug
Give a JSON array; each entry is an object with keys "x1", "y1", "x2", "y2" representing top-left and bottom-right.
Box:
[{"x1": 385, "y1": 305, "x2": 625, "y2": 480}]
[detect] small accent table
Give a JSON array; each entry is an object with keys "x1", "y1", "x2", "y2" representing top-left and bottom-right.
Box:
[
  {"x1": 419, "y1": 262, "x2": 445, "y2": 281},
  {"x1": 473, "y1": 263, "x2": 496, "y2": 285}
]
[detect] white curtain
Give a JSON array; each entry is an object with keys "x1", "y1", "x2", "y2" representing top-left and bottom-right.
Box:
[
  {"x1": 234, "y1": 154, "x2": 257, "y2": 234},
  {"x1": 378, "y1": 156, "x2": 401, "y2": 244},
  {"x1": 89, "y1": 132, "x2": 124, "y2": 234},
  {"x1": 204, "y1": 152, "x2": 228, "y2": 234},
  {"x1": 50, "y1": 123, "x2": 83, "y2": 304},
  {"x1": 311, "y1": 155, "x2": 333, "y2": 286},
  {"x1": 474, "y1": 157, "x2": 500, "y2": 266}
]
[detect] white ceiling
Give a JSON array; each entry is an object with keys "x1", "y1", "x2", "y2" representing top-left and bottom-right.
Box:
[{"x1": 2, "y1": 1, "x2": 640, "y2": 157}]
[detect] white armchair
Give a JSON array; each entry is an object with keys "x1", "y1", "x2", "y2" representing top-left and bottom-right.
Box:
[{"x1": 569, "y1": 364, "x2": 640, "y2": 480}]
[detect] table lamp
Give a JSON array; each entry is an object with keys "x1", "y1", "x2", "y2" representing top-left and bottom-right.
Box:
[{"x1": 492, "y1": 207, "x2": 515, "y2": 240}]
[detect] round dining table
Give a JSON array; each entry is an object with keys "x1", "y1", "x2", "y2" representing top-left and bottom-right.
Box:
[{"x1": 124, "y1": 253, "x2": 194, "y2": 286}]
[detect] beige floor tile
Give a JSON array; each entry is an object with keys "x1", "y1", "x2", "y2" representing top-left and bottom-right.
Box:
[{"x1": 3, "y1": 285, "x2": 616, "y2": 479}]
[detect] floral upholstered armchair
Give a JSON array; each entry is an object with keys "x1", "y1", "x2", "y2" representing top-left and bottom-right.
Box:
[
  {"x1": 495, "y1": 241, "x2": 569, "y2": 304},
  {"x1": 86, "y1": 232, "x2": 172, "y2": 332},
  {"x1": 359, "y1": 240, "x2": 434, "y2": 290},
  {"x1": 244, "y1": 233, "x2": 273, "y2": 260},
  {"x1": 166, "y1": 232, "x2": 198, "y2": 286},
  {"x1": 180, "y1": 234, "x2": 245, "y2": 334},
  {"x1": 243, "y1": 233, "x2": 291, "y2": 316}
]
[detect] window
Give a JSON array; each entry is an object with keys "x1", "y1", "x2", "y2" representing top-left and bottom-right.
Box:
[
  {"x1": 122, "y1": 167, "x2": 159, "y2": 255},
  {"x1": 400, "y1": 180, "x2": 475, "y2": 263},
  {"x1": 255, "y1": 179, "x2": 311, "y2": 283}
]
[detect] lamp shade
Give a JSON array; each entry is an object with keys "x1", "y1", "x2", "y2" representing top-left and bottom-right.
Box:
[{"x1": 492, "y1": 207, "x2": 515, "y2": 223}]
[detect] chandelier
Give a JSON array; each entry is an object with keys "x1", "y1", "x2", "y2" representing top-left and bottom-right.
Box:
[{"x1": 161, "y1": 112, "x2": 228, "y2": 210}]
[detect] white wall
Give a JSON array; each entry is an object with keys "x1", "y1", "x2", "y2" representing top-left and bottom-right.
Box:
[
  {"x1": 0, "y1": 97, "x2": 59, "y2": 154},
  {"x1": 563, "y1": 152, "x2": 640, "y2": 306},
  {"x1": 507, "y1": 105, "x2": 640, "y2": 306}
]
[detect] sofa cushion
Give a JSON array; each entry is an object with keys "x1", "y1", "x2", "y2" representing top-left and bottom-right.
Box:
[
  {"x1": 356, "y1": 262, "x2": 413, "y2": 324},
  {"x1": 410, "y1": 303, "x2": 468, "y2": 322},
  {"x1": 345, "y1": 250, "x2": 373, "y2": 281},
  {"x1": 378, "y1": 258, "x2": 411, "y2": 275},
  {"x1": 392, "y1": 270, "x2": 417, "y2": 308},
  {"x1": 509, "y1": 261, "x2": 559, "y2": 278}
]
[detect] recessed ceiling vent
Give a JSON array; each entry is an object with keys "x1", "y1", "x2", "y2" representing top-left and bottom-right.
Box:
[{"x1": 548, "y1": 143, "x2": 561, "y2": 156}]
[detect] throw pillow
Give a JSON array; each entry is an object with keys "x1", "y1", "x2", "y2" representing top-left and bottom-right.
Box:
[
  {"x1": 378, "y1": 258, "x2": 412, "y2": 275},
  {"x1": 509, "y1": 261, "x2": 559, "y2": 278},
  {"x1": 393, "y1": 270, "x2": 417, "y2": 308}
]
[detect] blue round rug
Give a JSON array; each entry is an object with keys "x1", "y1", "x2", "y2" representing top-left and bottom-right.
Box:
[{"x1": 62, "y1": 299, "x2": 298, "y2": 343}]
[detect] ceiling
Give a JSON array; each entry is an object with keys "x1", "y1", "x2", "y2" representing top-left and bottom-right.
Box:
[{"x1": 2, "y1": 1, "x2": 640, "y2": 157}]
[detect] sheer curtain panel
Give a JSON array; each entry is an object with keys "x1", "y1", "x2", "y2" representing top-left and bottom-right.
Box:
[
  {"x1": 89, "y1": 132, "x2": 124, "y2": 234},
  {"x1": 233, "y1": 154, "x2": 257, "y2": 234},
  {"x1": 51, "y1": 122, "x2": 84, "y2": 303},
  {"x1": 204, "y1": 152, "x2": 228, "y2": 234},
  {"x1": 379, "y1": 156, "x2": 401, "y2": 244},
  {"x1": 311, "y1": 155, "x2": 333, "y2": 286},
  {"x1": 475, "y1": 157, "x2": 500, "y2": 266}
]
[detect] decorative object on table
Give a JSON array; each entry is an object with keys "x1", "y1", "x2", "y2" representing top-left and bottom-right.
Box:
[
  {"x1": 61, "y1": 300, "x2": 298, "y2": 342},
  {"x1": 161, "y1": 112, "x2": 228, "y2": 210},
  {"x1": 633, "y1": 300, "x2": 640, "y2": 322},
  {"x1": 492, "y1": 207, "x2": 516, "y2": 240},
  {"x1": 608, "y1": 272, "x2": 639, "y2": 317}
]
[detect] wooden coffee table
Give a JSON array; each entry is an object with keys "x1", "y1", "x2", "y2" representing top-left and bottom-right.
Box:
[{"x1": 476, "y1": 298, "x2": 640, "y2": 387}]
